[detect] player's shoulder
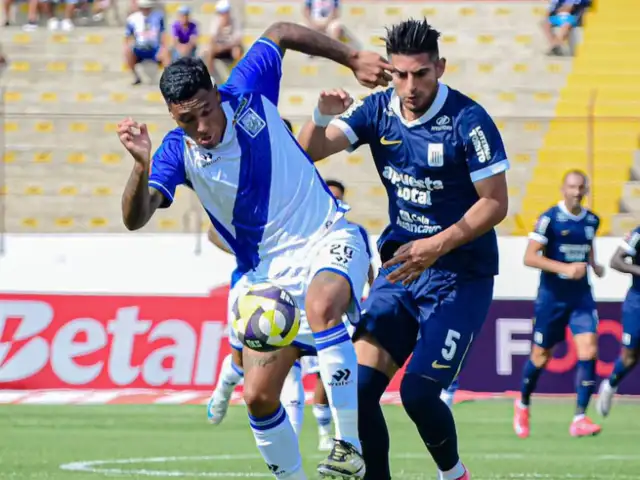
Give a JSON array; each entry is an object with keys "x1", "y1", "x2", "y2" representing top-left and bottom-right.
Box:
[
  {"x1": 539, "y1": 204, "x2": 560, "y2": 220},
  {"x1": 583, "y1": 209, "x2": 600, "y2": 225},
  {"x1": 345, "y1": 88, "x2": 392, "y2": 116},
  {"x1": 446, "y1": 86, "x2": 492, "y2": 121},
  {"x1": 126, "y1": 10, "x2": 143, "y2": 23},
  {"x1": 156, "y1": 128, "x2": 186, "y2": 159}
]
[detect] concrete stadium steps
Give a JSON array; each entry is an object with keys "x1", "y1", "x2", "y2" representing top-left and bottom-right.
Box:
[
  {"x1": 611, "y1": 213, "x2": 640, "y2": 236},
  {"x1": 242, "y1": 1, "x2": 548, "y2": 31},
  {"x1": 2, "y1": 189, "x2": 201, "y2": 233},
  {"x1": 522, "y1": 0, "x2": 640, "y2": 235}
]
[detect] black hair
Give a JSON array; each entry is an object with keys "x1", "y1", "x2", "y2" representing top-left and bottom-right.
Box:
[
  {"x1": 282, "y1": 118, "x2": 293, "y2": 132},
  {"x1": 159, "y1": 57, "x2": 214, "y2": 105},
  {"x1": 384, "y1": 18, "x2": 441, "y2": 58},
  {"x1": 325, "y1": 179, "x2": 346, "y2": 195}
]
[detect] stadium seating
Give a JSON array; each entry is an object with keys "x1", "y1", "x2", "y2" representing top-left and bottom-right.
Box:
[{"x1": 0, "y1": 0, "x2": 614, "y2": 234}]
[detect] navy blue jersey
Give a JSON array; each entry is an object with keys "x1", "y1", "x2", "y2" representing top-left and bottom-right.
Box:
[
  {"x1": 620, "y1": 226, "x2": 640, "y2": 292},
  {"x1": 331, "y1": 85, "x2": 509, "y2": 277},
  {"x1": 530, "y1": 202, "x2": 600, "y2": 296}
]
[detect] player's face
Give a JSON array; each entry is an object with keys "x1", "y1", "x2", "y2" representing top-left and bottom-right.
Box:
[
  {"x1": 140, "y1": 6, "x2": 152, "y2": 16},
  {"x1": 390, "y1": 53, "x2": 445, "y2": 114},
  {"x1": 169, "y1": 88, "x2": 226, "y2": 149},
  {"x1": 328, "y1": 185, "x2": 344, "y2": 201},
  {"x1": 562, "y1": 173, "x2": 589, "y2": 210}
]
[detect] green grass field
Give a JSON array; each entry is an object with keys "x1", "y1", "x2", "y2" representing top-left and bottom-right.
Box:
[{"x1": 1, "y1": 400, "x2": 638, "y2": 479}]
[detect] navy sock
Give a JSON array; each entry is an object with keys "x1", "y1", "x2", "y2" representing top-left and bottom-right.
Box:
[
  {"x1": 609, "y1": 357, "x2": 635, "y2": 388},
  {"x1": 400, "y1": 373, "x2": 459, "y2": 472},
  {"x1": 520, "y1": 359, "x2": 543, "y2": 406},
  {"x1": 358, "y1": 365, "x2": 391, "y2": 480},
  {"x1": 575, "y1": 359, "x2": 596, "y2": 415}
]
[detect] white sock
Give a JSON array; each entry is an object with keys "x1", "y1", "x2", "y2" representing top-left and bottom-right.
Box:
[
  {"x1": 281, "y1": 361, "x2": 305, "y2": 438},
  {"x1": 313, "y1": 403, "x2": 332, "y2": 436},
  {"x1": 440, "y1": 461, "x2": 465, "y2": 480},
  {"x1": 214, "y1": 354, "x2": 243, "y2": 397},
  {"x1": 249, "y1": 404, "x2": 306, "y2": 479},
  {"x1": 313, "y1": 323, "x2": 360, "y2": 452}
]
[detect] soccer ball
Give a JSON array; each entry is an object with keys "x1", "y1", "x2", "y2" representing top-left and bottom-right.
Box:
[{"x1": 232, "y1": 283, "x2": 301, "y2": 352}]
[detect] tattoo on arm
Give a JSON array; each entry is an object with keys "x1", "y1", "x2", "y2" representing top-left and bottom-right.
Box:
[{"x1": 264, "y1": 22, "x2": 356, "y2": 67}]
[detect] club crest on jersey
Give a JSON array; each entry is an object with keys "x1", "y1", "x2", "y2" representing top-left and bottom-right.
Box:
[
  {"x1": 427, "y1": 143, "x2": 444, "y2": 167},
  {"x1": 431, "y1": 115, "x2": 452, "y2": 132},
  {"x1": 237, "y1": 108, "x2": 266, "y2": 138}
]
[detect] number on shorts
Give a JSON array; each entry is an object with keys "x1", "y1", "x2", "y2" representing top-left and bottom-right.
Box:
[
  {"x1": 442, "y1": 329, "x2": 461, "y2": 361},
  {"x1": 330, "y1": 243, "x2": 354, "y2": 265}
]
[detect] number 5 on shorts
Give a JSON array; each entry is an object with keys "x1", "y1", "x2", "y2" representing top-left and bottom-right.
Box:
[{"x1": 442, "y1": 329, "x2": 461, "y2": 361}]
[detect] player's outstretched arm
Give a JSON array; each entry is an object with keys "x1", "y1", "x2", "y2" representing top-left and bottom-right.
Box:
[
  {"x1": 118, "y1": 118, "x2": 163, "y2": 230},
  {"x1": 523, "y1": 238, "x2": 579, "y2": 276},
  {"x1": 297, "y1": 89, "x2": 354, "y2": 161},
  {"x1": 262, "y1": 22, "x2": 392, "y2": 89}
]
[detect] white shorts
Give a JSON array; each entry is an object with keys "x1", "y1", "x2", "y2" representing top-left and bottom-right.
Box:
[{"x1": 228, "y1": 218, "x2": 370, "y2": 355}]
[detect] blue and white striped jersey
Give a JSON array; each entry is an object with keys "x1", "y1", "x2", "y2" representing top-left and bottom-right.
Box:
[{"x1": 149, "y1": 38, "x2": 346, "y2": 277}]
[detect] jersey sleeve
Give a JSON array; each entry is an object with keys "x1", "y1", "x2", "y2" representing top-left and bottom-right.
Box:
[
  {"x1": 225, "y1": 37, "x2": 283, "y2": 105},
  {"x1": 459, "y1": 103, "x2": 510, "y2": 183},
  {"x1": 529, "y1": 211, "x2": 553, "y2": 246},
  {"x1": 329, "y1": 95, "x2": 377, "y2": 152},
  {"x1": 125, "y1": 19, "x2": 134, "y2": 37},
  {"x1": 148, "y1": 131, "x2": 186, "y2": 208},
  {"x1": 621, "y1": 227, "x2": 640, "y2": 256}
]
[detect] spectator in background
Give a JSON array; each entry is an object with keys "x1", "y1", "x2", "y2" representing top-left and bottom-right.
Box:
[
  {"x1": 204, "y1": 0, "x2": 243, "y2": 74},
  {"x1": 23, "y1": 0, "x2": 77, "y2": 31},
  {"x1": 543, "y1": 0, "x2": 590, "y2": 56},
  {"x1": 124, "y1": 0, "x2": 170, "y2": 85},
  {"x1": 303, "y1": 0, "x2": 343, "y2": 41},
  {"x1": 171, "y1": 5, "x2": 198, "y2": 61}
]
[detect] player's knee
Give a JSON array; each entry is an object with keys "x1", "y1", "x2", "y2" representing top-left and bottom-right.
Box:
[
  {"x1": 621, "y1": 348, "x2": 638, "y2": 367},
  {"x1": 399, "y1": 372, "x2": 442, "y2": 419},
  {"x1": 576, "y1": 343, "x2": 597, "y2": 361},
  {"x1": 243, "y1": 384, "x2": 280, "y2": 417},
  {"x1": 306, "y1": 293, "x2": 347, "y2": 328},
  {"x1": 530, "y1": 346, "x2": 552, "y2": 367}
]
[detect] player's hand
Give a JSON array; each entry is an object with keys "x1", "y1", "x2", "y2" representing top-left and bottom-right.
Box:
[
  {"x1": 564, "y1": 262, "x2": 588, "y2": 280},
  {"x1": 592, "y1": 264, "x2": 605, "y2": 278},
  {"x1": 350, "y1": 50, "x2": 393, "y2": 89},
  {"x1": 383, "y1": 237, "x2": 444, "y2": 285},
  {"x1": 317, "y1": 89, "x2": 354, "y2": 116},
  {"x1": 117, "y1": 118, "x2": 152, "y2": 166}
]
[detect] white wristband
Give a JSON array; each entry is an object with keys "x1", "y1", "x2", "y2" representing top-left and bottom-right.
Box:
[{"x1": 312, "y1": 107, "x2": 334, "y2": 128}]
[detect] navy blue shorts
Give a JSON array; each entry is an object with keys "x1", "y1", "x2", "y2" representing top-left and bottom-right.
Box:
[
  {"x1": 621, "y1": 289, "x2": 640, "y2": 350},
  {"x1": 354, "y1": 268, "x2": 494, "y2": 389},
  {"x1": 533, "y1": 289, "x2": 598, "y2": 349},
  {"x1": 133, "y1": 46, "x2": 160, "y2": 63}
]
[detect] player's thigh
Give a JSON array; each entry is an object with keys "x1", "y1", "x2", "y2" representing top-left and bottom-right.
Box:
[
  {"x1": 353, "y1": 272, "x2": 417, "y2": 378},
  {"x1": 532, "y1": 296, "x2": 571, "y2": 350},
  {"x1": 306, "y1": 222, "x2": 371, "y2": 327},
  {"x1": 406, "y1": 276, "x2": 494, "y2": 388},
  {"x1": 569, "y1": 298, "x2": 599, "y2": 359},
  {"x1": 242, "y1": 346, "x2": 301, "y2": 409},
  {"x1": 621, "y1": 291, "x2": 640, "y2": 351}
]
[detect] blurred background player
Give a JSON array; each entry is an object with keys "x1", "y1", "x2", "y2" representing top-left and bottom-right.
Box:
[
  {"x1": 292, "y1": 178, "x2": 375, "y2": 452},
  {"x1": 298, "y1": 18, "x2": 509, "y2": 480},
  {"x1": 596, "y1": 227, "x2": 640, "y2": 417},
  {"x1": 515, "y1": 170, "x2": 604, "y2": 438}
]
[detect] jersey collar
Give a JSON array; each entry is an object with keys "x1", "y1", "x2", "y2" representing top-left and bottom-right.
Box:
[
  {"x1": 389, "y1": 83, "x2": 449, "y2": 128},
  {"x1": 558, "y1": 201, "x2": 586, "y2": 221}
]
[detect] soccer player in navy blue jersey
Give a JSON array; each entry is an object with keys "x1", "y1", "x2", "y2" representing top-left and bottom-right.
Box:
[
  {"x1": 298, "y1": 18, "x2": 509, "y2": 480},
  {"x1": 596, "y1": 226, "x2": 640, "y2": 417},
  {"x1": 515, "y1": 170, "x2": 605, "y2": 439}
]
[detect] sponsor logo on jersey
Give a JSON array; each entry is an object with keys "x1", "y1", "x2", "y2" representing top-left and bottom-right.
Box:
[
  {"x1": 431, "y1": 115, "x2": 453, "y2": 132},
  {"x1": 558, "y1": 243, "x2": 591, "y2": 262},
  {"x1": 469, "y1": 126, "x2": 491, "y2": 163},
  {"x1": 382, "y1": 166, "x2": 443, "y2": 206},
  {"x1": 380, "y1": 136, "x2": 402, "y2": 146},
  {"x1": 396, "y1": 209, "x2": 442, "y2": 234}
]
